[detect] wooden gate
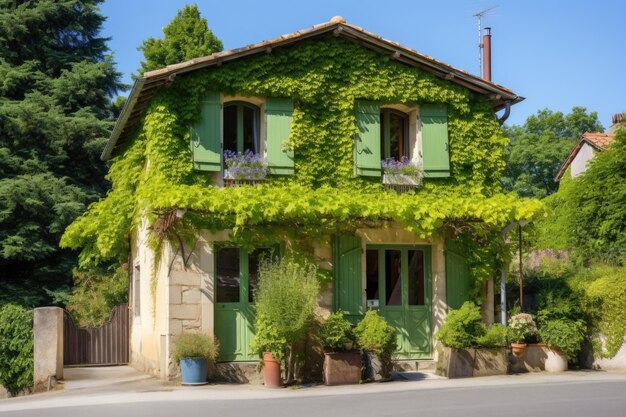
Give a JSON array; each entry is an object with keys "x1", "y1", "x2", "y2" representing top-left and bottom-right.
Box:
[{"x1": 63, "y1": 304, "x2": 129, "y2": 366}]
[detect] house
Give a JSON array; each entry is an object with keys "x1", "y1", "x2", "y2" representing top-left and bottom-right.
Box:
[
  {"x1": 555, "y1": 113, "x2": 624, "y2": 181},
  {"x1": 68, "y1": 17, "x2": 541, "y2": 381}
]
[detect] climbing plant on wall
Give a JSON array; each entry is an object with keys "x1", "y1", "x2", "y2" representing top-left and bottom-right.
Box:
[{"x1": 62, "y1": 37, "x2": 543, "y2": 295}]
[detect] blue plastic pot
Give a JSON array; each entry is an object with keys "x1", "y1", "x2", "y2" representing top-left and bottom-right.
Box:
[{"x1": 180, "y1": 358, "x2": 209, "y2": 385}]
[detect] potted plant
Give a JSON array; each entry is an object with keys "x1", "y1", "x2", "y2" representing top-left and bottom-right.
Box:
[
  {"x1": 172, "y1": 333, "x2": 219, "y2": 385},
  {"x1": 436, "y1": 302, "x2": 508, "y2": 378},
  {"x1": 250, "y1": 257, "x2": 319, "y2": 387},
  {"x1": 354, "y1": 310, "x2": 397, "y2": 381},
  {"x1": 539, "y1": 318, "x2": 585, "y2": 372},
  {"x1": 223, "y1": 150, "x2": 268, "y2": 186},
  {"x1": 508, "y1": 313, "x2": 538, "y2": 357},
  {"x1": 320, "y1": 311, "x2": 361, "y2": 385},
  {"x1": 381, "y1": 157, "x2": 423, "y2": 192}
]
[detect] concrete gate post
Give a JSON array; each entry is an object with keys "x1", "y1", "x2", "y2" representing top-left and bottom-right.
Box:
[{"x1": 33, "y1": 307, "x2": 64, "y2": 392}]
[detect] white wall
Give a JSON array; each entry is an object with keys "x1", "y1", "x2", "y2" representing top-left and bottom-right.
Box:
[{"x1": 570, "y1": 142, "x2": 596, "y2": 179}]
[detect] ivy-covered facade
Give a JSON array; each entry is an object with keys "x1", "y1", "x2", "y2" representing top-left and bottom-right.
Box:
[{"x1": 62, "y1": 18, "x2": 542, "y2": 379}]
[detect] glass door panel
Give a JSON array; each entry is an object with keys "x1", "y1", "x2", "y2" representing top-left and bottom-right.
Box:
[
  {"x1": 385, "y1": 250, "x2": 402, "y2": 306},
  {"x1": 408, "y1": 250, "x2": 425, "y2": 305},
  {"x1": 216, "y1": 247, "x2": 240, "y2": 303}
]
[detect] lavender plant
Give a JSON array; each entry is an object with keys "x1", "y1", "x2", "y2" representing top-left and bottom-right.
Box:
[
  {"x1": 224, "y1": 150, "x2": 268, "y2": 180},
  {"x1": 381, "y1": 157, "x2": 423, "y2": 184}
]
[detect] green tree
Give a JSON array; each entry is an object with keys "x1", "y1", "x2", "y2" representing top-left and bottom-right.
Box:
[
  {"x1": 570, "y1": 128, "x2": 626, "y2": 258},
  {"x1": 503, "y1": 107, "x2": 603, "y2": 198},
  {"x1": 136, "y1": 4, "x2": 223, "y2": 76},
  {"x1": 0, "y1": 0, "x2": 125, "y2": 307},
  {"x1": 535, "y1": 127, "x2": 626, "y2": 261}
]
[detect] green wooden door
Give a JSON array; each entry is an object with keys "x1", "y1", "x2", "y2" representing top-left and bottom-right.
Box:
[
  {"x1": 366, "y1": 246, "x2": 432, "y2": 359},
  {"x1": 334, "y1": 235, "x2": 363, "y2": 325},
  {"x1": 214, "y1": 247, "x2": 268, "y2": 362},
  {"x1": 445, "y1": 240, "x2": 471, "y2": 310}
]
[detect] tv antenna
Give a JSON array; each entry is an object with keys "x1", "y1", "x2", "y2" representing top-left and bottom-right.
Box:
[{"x1": 473, "y1": 5, "x2": 498, "y2": 77}]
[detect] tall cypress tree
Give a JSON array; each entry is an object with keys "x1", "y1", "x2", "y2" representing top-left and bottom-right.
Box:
[{"x1": 0, "y1": 0, "x2": 125, "y2": 306}]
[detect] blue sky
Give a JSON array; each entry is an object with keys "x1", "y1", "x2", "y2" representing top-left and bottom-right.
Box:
[{"x1": 101, "y1": 0, "x2": 626, "y2": 128}]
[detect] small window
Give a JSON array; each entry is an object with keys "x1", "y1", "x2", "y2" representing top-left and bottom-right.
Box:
[
  {"x1": 380, "y1": 109, "x2": 409, "y2": 160},
  {"x1": 223, "y1": 102, "x2": 260, "y2": 154}
]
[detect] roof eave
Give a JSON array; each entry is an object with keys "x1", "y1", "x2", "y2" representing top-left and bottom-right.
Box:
[{"x1": 101, "y1": 78, "x2": 146, "y2": 161}]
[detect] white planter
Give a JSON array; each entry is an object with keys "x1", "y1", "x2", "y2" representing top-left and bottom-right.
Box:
[
  {"x1": 382, "y1": 173, "x2": 421, "y2": 186},
  {"x1": 545, "y1": 348, "x2": 568, "y2": 372}
]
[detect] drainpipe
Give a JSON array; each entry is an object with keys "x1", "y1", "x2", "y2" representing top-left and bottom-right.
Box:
[{"x1": 498, "y1": 100, "x2": 512, "y2": 125}]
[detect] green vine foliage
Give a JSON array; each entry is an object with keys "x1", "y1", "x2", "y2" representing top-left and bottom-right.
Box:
[{"x1": 61, "y1": 37, "x2": 543, "y2": 293}]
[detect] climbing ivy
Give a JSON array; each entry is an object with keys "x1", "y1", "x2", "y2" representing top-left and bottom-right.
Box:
[{"x1": 61, "y1": 37, "x2": 542, "y2": 294}]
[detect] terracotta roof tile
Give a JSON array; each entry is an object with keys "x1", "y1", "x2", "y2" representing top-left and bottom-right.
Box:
[{"x1": 582, "y1": 132, "x2": 615, "y2": 150}]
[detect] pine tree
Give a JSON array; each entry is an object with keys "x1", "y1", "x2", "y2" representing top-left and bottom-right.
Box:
[
  {"x1": 137, "y1": 4, "x2": 223, "y2": 76},
  {"x1": 0, "y1": 0, "x2": 125, "y2": 306}
]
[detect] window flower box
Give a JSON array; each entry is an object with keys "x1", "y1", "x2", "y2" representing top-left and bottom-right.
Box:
[
  {"x1": 224, "y1": 150, "x2": 268, "y2": 187},
  {"x1": 381, "y1": 157, "x2": 423, "y2": 193}
]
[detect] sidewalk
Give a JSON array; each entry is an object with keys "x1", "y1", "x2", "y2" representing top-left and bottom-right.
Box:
[{"x1": 1, "y1": 366, "x2": 626, "y2": 413}]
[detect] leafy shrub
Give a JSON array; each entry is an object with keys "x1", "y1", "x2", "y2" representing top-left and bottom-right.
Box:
[
  {"x1": 66, "y1": 266, "x2": 129, "y2": 327},
  {"x1": 320, "y1": 311, "x2": 355, "y2": 351},
  {"x1": 539, "y1": 319, "x2": 585, "y2": 361},
  {"x1": 507, "y1": 313, "x2": 538, "y2": 343},
  {"x1": 250, "y1": 256, "x2": 319, "y2": 383},
  {"x1": 436, "y1": 302, "x2": 486, "y2": 349},
  {"x1": 0, "y1": 305, "x2": 33, "y2": 395},
  {"x1": 577, "y1": 264, "x2": 626, "y2": 358},
  {"x1": 476, "y1": 324, "x2": 508, "y2": 348},
  {"x1": 354, "y1": 310, "x2": 397, "y2": 357},
  {"x1": 172, "y1": 333, "x2": 219, "y2": 363}
]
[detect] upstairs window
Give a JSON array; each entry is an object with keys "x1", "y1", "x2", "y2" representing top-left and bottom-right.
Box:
[
  {"x1": 380, "y1": 109, "x2": 409, "y2": 160},
  {"x1": 223, "y1": 102, "x2": 260, "y2": 154}
]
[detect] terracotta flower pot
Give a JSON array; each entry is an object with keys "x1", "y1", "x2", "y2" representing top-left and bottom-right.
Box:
[
  {"x1": 262, "y1": 352, "x2": 282, "y2": 388},
  {"x1": 511, "y1": 343, "x2": 527, "y2": 357}
]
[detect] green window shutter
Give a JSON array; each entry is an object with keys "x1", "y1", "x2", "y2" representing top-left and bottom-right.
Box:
[
  {"x1": 421, "y1": 104, "x2": 450, "y2": 178},
  {"x1": 354, "y1": 101, "x2": 381, "y2": 177},
  {"x1": 190, "y1": 92, "x2": 221, "y2": 171},
  {"x1": 445, "y1": 240, "x2": 471, "y2": 310},
  {"x1": 333, "y1": 235, "x2": 363, "y2": 325},
  {"x1": 265, "y1": 97, "x2": 294, "y2": 175}
]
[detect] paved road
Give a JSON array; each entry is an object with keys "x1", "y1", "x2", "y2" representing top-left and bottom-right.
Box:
[{"x1": 2, "y1": 372, "x2": 626, "y2": 417}]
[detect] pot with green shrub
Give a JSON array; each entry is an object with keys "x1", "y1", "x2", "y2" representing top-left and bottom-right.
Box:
[
  {"x1": 355, "y1": 310, "x2": 397, "y2": 382},
  {"x1": 539, "y1": 318, "x2": 585, "y2": 372},
  {"x1": 250, "y1": 256, "x2": 319, "y2": 387},
  {"x1": 436, "y1": 302, "x2": 508, "y2": 378},
  {"x1": 320, "y1": 311, "x2": 361, "y2": 385},
  {"x1": 172, "y1": 333, "x2": 219, "y2": 385}
]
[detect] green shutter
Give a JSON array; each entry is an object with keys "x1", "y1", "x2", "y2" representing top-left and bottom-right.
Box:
[
  {"x1": 190, "y1": 92, "x2": 221, "y2": 171},
  {"x1": 266, "y1": 98, "x2": 294, "y2": 175},
  {"x1": 333, "y1": 235, "x2": 363, "y2": 324},
  {"x1": 445, "y1": 240, "x2": 471, "y2": 310},
  {"x1": 354, "y1": 101, "x2": 381, "y2": 177},
  {"x1": 421, "y1": 104, "x2": 450, "y2": 178}
]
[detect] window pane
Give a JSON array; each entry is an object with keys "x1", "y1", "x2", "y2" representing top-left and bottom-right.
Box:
[
  {"x1": 389, "y1": 112, "x2": 405, "y2": 160},
  {"x1": 216, "y1": 247, "x2": 240, "y2": 303},
  {"x1": 385, "y1": 250, "x2": 402, "y2": 305},
  {"x1": 248, "y1": 248, "x2": 271, "y2": 303},
  {"x1": 366, "y1": 249, "x2": 379, "y2": 302},
  {"x1": 243, "y1": 106, "x2": 257, "y2": 153},
  {"x1": 408, "y1": 250, "x2": 425, "y2": 305},
  {"x1": 223, "y1": 105, "x2": 237, "y2": 153}
]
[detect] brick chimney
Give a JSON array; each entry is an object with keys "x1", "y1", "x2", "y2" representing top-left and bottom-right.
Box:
[{"x1": 609, "y1": 113, "x2": 626, "y2": 133}]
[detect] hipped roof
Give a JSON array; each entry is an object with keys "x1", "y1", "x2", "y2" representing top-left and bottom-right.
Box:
[{"x1": 102, "y1": 17, "x2": 524, "y2": 160}]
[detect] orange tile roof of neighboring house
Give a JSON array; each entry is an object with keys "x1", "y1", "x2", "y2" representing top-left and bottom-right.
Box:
[
  {"x1": 555, "y1": 132, "x2": 616, "y2": 181},
  {"x1": 101, "y1": 17, "x2": 524, "y2": 160},
  {"x1": 582, "y1": 132, "x2": 615, "y2": 150}
]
